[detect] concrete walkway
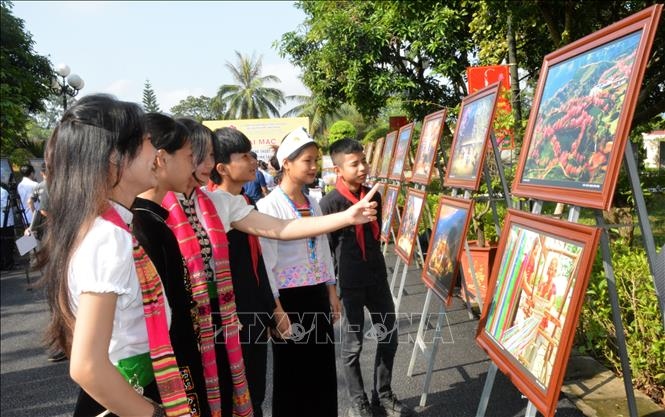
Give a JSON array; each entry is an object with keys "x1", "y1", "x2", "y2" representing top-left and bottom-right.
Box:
[{"x1": 1, "y1": 247, "x2": 662, "y2": 417}]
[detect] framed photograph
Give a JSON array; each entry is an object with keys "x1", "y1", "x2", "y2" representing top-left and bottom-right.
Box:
[
  {"x1": 370, "y1": 137, "x2": 385, "y2": 178},
  {"x1": 412, "y1": 109, "x2": 447, "y2": 186},
  {"x1": 444, "y1": 82, "x2": 501, "y2": 191},
  {"x1": 1, "y1": 158, "x2": 13, "y2": 185},
  {"x1": 29, "y1": 158, "x2": 45, "y2": 183},
  {"x1": 377, "y1": 131, "x2": 398, "y2": 179},
  {"x1": 476, "y1": 209, "x2": 600, "y2": 417},
  {"x1": 380, "y1": 184, "x2": 400, "y2": 243},
  {"x1": 421, "y1": 196, "x2": 474, "y2": 305},
  {"x1": 512, "y1": 5, "x2": 662, "y2": 210},
  {"x1": 395, "y1": 188, "x2": 427, "y2": 265},
  {"x1": 388, "y1": 122, "x2": 415, "y2": 181},
  {"x1": 365, "y1": 141, "x2": 375, "y2": 169},
  {"x1": 375, "y1": 181, "x2": 387, "y2": 202}
]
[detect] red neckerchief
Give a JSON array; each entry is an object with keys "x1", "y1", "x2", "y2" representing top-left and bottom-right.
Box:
[
  {"x1": 335, "y1": 178, "x2": 379, "y2": 260},
  {"x1": 242, "y1": 194, "x2": 262, "y2": 285}
]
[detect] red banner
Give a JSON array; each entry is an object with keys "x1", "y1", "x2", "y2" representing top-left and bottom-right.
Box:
[{"x1": 467, "y1": 65, "x2": 513, "y2": 149}]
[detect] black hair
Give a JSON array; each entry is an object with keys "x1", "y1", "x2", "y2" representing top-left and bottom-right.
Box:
[
  {"x1": 20, "y1": 164, "x2": 35, "y2": 177},
  {"x1": 176, "y1": 118, "x2": 218, "y2": 166},
  {"x1": 38, "y1": 93, "x2": 145, "y2": 354},
  {"x1": 329, "y1": 138, "x2": 364, "y2": 166},
  {"x1": 210, "y1": 127, "x2": 252, "y2": 185},
  {"x1": 144, "y1": 113, "x2": 190, "y2": 154}
]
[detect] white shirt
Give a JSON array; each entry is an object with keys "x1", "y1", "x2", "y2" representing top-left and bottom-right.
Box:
[
  {"x1": 1, "y1": 187, "x2": 14, "y2": 227},
  {"x1": 257, "y1": 188, "x2": 336, "y2": 292},
  {"x1": 68, "y1": 202, "x2": 171, "y2": 364},
  {"x1": 203, "y1": 188, "x2": 254, "y2": 231},
  {"x1": 17, "y1": 177, "x2": 37, "y2": 224}
]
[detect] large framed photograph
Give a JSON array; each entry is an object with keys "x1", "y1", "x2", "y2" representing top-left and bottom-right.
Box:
[
  {"x1": 444, "y1": 82, "x2": 501, "y2": 191},
  {"x1": 1, "y1": 158, "x2": 13, "y2": 185},
  {"x1": 388, "y1": 122, "x2": 415, "y2": 181},
  {"x1": 421, "y1": 196, "x2": 474, "y2": 305},
  {"x1": 377, "y1": 131, "x2": 398, "y2": 179},
  {"x1": 364, "y1": 141, "x2": 375, "y2": 169},
  {"x1": 380, "y1": 184, "x2": 400, "y2": 243},
  {"x1": 412, "y1": 110, "x2": 447, "y2": 186},
  {"x1": 370, "y1": 136, "x2": 385, "y2": 178},
  {"x1": 512, "y1": 5, "x2": 662, "y2": 210},
  {"x1": 394, "y1": 188, "x2": 426, "y2": 265},
  {"x1": 476, "y1": 210, "x2": 600, "y2": 417}
]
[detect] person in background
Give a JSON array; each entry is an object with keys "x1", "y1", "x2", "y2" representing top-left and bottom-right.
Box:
[
  {"x1": 320, "y1": 138, "x2": 413, "y2": 417},
  {"x1": 257, "y1": 127, "x2": 339, "y2": 417},
  {"x1": 209, "y1": 127, "x2": 282, "y2": 417},
  {"x1": 258, "y1": 160, "x2": 275, "y2": 191},
  {"x1": 17, "y1": 164, "x2": 37, "y2": 224},
  {"x1": 0, "y1": 183, "x2": 14, "y2": 271},
  {"x1": 26, "y1": 163, "x2": 48, "y2": 242},
  {"x1": 243, "y1": 151, "x2": 268, "y2": 202},
  {"x1": 39, "y1": 94, "x2": 191, "y2": 417}
]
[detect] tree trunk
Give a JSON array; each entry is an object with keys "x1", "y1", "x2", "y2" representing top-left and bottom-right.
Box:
[
  {"x1": 603, "y1": 207, "x2": 635, "y2": 245},
  {"x1": 506, "y1": 12, "x2": 522, "y2": 136}
]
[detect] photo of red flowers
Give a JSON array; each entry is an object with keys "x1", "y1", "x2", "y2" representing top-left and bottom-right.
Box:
[{"x1": 513, "y1": 5, "x2": 662, "y2": 209}]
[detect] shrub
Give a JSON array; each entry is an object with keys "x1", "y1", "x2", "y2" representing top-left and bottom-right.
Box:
[
  {"x1": 577, "y1": 240, "x2": 665, "y2": 404},
  {"x1": 328, "y1": 120, "x2": 357, "y2": 146}
]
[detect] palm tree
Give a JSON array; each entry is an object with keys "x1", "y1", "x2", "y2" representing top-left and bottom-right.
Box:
[
  {"x1": 283, "y1": 94, "x2": 370, "y2": 142},
  {"x1": 216, "y1": 51, "x2": 286, "y2": 119}
]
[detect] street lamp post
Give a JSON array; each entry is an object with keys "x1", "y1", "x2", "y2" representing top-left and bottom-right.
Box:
[{"x1": 51, "y1": 63, "x2": 84, "y2": 110}]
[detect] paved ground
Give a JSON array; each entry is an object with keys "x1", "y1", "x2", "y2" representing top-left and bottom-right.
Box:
[{"x1": 1, "y1": 248, "x2": 659, "y2": 417}]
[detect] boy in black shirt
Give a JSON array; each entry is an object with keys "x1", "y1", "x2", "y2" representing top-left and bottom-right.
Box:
[{"x1": 320, "y1": 139, "x2": 414, "y2": 417}]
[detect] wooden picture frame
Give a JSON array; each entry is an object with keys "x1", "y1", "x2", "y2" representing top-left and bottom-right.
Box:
[
  {"x1": 365, "y1": 141, "x2": 375, "y2": 171},
  {"x1": 444, "y1": 82, "x2": 501, "y2": 191},
  {"x1": 421, "y1": 196, "x2": 474, "y2": 305},
  {"x1": 512, "y1": 5, "x2": 662, "y2": 210},
  {"x1": 388, "y1": 122, "x2": 415, "y2": 181},
  {"x1": 411, "y1": 109, "x2": 447, "y2": 186},
  {"x1": 370, "y1": 137, "x2": 385, "y2": 178},
  {"x1": 380, "y1": 184, "x2": 400, "y2": 243},
  {"x1": 476, "y1": 209, "x2": 600, "y2": 417},
  {"x1": 377, "y1": 130, "x2": 398, "y2": 179},
  {"x1": 394, "y1": 187, "x2": 427, "y2": 265}
]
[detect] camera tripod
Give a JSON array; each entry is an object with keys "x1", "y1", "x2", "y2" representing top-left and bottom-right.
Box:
[{"x1": 1, "y1": 176, "x2": 32, "y2": 283}]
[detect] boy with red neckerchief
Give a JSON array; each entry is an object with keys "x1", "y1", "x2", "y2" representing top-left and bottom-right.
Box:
[{"x1": 320, "y1": 139, "x2": 414, "y2": 417}]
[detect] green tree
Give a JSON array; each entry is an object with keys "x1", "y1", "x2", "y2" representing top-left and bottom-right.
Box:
[
  {"x1": 278, "y1": 1, "x2": 476, "y2": 121},
  {"x1": 216, "y1": 51, "x2": 286, "y2": 119},
  {"x1": 1, "y1": 1, "x2": 53, "y2": 161},
  {"x1": 327, "y1": 120, "x2": 357, "y2": 146},
  {"x1": 142, "y1": 79, "x2": 160, "y2": 113},
  {"x1": 170, "y1": 95, "x2": 225, "y2": 122}
]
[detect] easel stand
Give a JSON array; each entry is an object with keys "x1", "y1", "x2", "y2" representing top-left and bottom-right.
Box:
[{"x1": 476, "y1": 143, "x2": 657, "y2": 417}]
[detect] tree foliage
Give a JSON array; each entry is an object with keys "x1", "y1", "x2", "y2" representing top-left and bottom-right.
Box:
[
  {"x1": 216, "y1": 51, "x2": 286, "y2": 120},
  {"x1": 469, "y1": 0, "x2": 665, "y2": 128},
  {"x1": 1, "y1": 0, "x2": 53, "y2": 160},
  {"x1": 278, "y1": 1, "x2": 477, "y2": 121},
  {"x1": 327, "y1": 120, "x2": 357, "y2": 145},
  {"x1": 142, "y1": 79, "x2": 160, "y2": 113},
  {"x1": 170, "y1": 95, "x2": 225, "y2": 122}
]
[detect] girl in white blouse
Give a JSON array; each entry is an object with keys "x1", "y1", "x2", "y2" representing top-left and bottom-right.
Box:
[{"x1": 38, "y1": 95, "x2": 178, "y2": 417}]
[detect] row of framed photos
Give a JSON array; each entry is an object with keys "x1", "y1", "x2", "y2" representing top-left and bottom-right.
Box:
[
  {"x1": 367, "y1": 4, "x2": 661, "y2": 213},
  {"x1": 368, "y1": 6, "x2": 661, "y2": 416}
]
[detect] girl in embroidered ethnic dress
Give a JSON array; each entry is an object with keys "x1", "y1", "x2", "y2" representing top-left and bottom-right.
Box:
[
  {"x1": 256, "y1": 128, "x2": 339, "y2": 417},
  {"x1": 131, "y1": 114, "x2": 213, "y2": 416},
  {"x1": 39, "y1": 95, "x2": 190, "y2": 416}
]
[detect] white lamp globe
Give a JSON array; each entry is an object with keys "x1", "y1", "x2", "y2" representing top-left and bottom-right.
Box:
[
  {"x1": 67, "y1": 74, "x2": 84, "y2": 90},
  {"x1": 56, "y1": 63, "x2": 71, "y2": 77}
]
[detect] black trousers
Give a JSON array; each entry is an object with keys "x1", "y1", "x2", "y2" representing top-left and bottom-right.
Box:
[
  {"x1": 340, "y1": 279, "x2": 398, "y2": 403},
  {"x1": 0, "y1": 226, "x2": 14, "y2": 270},
  {"x1": 272, "y1": 283, "x2": 337, "y2": 417}
]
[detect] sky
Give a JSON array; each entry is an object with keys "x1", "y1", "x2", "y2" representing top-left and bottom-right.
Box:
[{"x1": 11, "y1": 1, "x2": 310, "y2": 113}]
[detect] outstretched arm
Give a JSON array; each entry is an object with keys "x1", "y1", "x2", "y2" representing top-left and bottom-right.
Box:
[{"x1": 232, "y1": 183, "x2": 380, "y2": 241}]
